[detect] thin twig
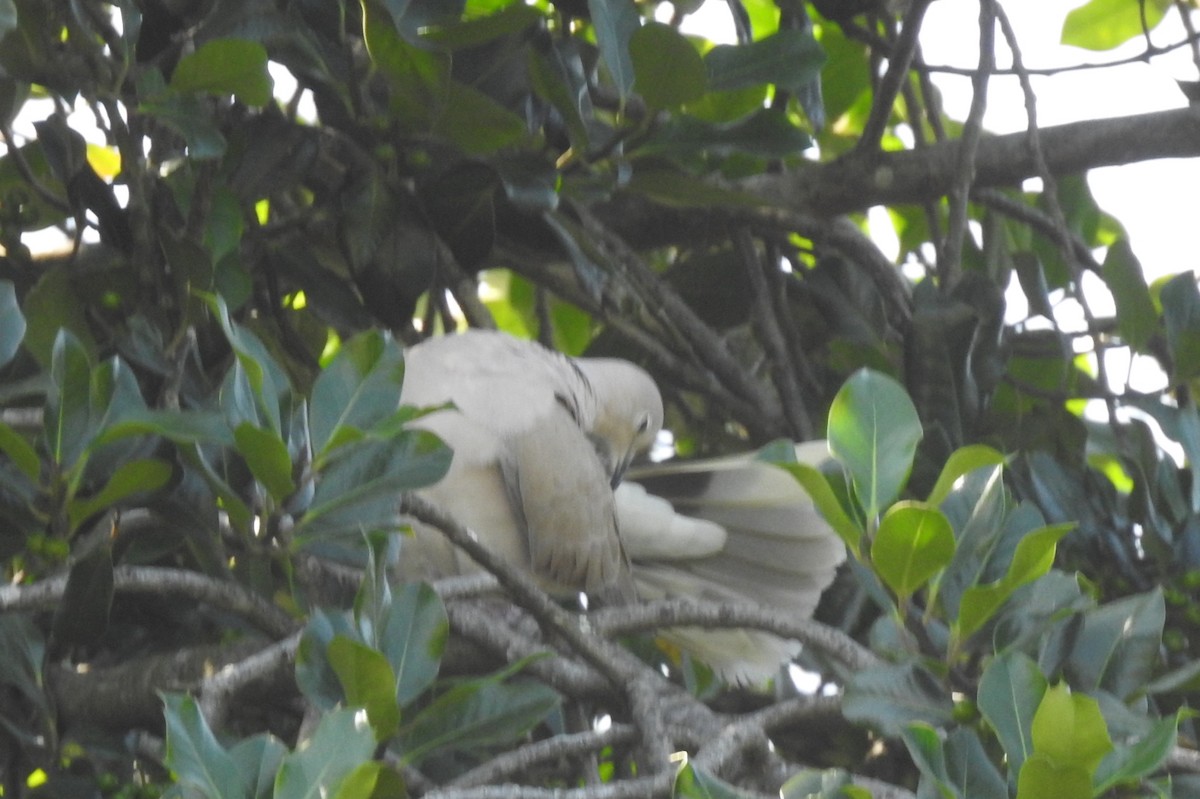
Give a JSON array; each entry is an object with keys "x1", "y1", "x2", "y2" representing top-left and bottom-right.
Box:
[{"x1": 857, "y1": 0, "x2": 935, "y2": 152}]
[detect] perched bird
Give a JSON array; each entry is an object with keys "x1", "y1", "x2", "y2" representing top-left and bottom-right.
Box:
[
  {"x1": 396, "y1": 329, "x2": 661, "y2": 603},
  {"x1": 396, "y1": 330, "x2": 844, "y2": 681}
]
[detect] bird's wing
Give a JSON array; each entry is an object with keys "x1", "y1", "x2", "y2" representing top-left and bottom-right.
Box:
[
  {"x1": 398, "y1": 331, "x2": 633, "y2": 600},
  {"x1": 620, "y1": 441, "x2": 845, "y2": 682}
]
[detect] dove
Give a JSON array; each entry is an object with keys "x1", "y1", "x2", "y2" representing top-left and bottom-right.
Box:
[
  {"x1": 395, "y1": 330, "x2": 844, "y2": 681},
  {"x1": 395, "y1": 329, "x2": 662, "y2": 602}
]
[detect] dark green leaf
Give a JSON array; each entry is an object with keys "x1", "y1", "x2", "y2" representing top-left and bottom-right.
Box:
[
  {"x1": 629, "y1": 22, "x2": 706, "y2": 110},
  {"x1": 625, "y1": 162, "x2": 764, "y2": 208},
  {"x1": 381, "y1": 582, "x2": 448, "y2": 705},
  {"x1": 843, "y1": 662, "x2": 954, "y2": 737},
  {"x1": 274, "y1": 708, "x2": 377, "y2": 799},
  {"x1": 46, "y1": 328, "x2": 94, "y2": 470},
  {"x1": 93, "y1": 409, "x2": 234, "y2": 448},
  {"x1": 67, "y1": 458, "x2": 173, "y2": 532},
  {"x1": 421, "y1": 2, "x2": 543, "y2": 49},
  {"x1": 587, "y1": 0, "x2": 638, "y2": 101},
  {"x1": 648, "y1": 109, "x2": 812, "y2": 159},
  {"x1": 1102, "y1": 240, "x2": 1156, "y2": 352},
  {"x1": 229, "y1": 734, "x2": 288, "y2": 799},
  {"x1": 296, "y1": 433, "x2": 451, "y2": 543},
  {"x1": 436, "y1": 82, "x2": 527, "y2": 154},
  {"x1": 296, "y1": 610, "x2": 360, "y2": 710},
  {"x1": 673, "y1": 759, "x2": 760, "y2": 798},
  {"x1": 0, "y1": 420, "x2": 40, "y2": 482},
  {"x1": 234, "y1": 422, "x2": 296, "y2": 502},
  {"x1": 163, "y1": 693, "x2": 249, "y2": 799},
  {"x1": 399, "y1": 675, "x2": 560, "y2": 765},
  {"x1": 23, "y1": 265, "x2": 96, "y2": 368},
  {"x1": 773, "y1": 459, "x2": 864, "y2": 558},
  {"x1": 978, "y1": 651, "x2": 1046, "y2": 777},
  {"x1": 1158, "y1": 271, "x2": 1200, "y2": 381},
  {"x1": 1065, "y1": 588, "x2": 1165, "y2": 700},
  {"x1": 51, "y1": 540, "x2": 114, "y2": 649},
  {"x1": 942, "y1": 727, "x2": 1007, "y2": 799},
  {"x1": 1094, "y1": 711, "x2": 1181, "y2": 793},
  {"x1": 170, "y1": 39, "x2": 274, "y2": 106},
  {"x1": 706, "y1": 30, "x2": 827, "y2": 93}
]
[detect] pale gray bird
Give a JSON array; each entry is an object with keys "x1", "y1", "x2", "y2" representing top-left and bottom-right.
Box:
[
  {"x1": 396, "y1": 330, "x2": 844, "y2": 681},
  {"x1": 396, "y1": 329, "x2": 661, "y2": 602}
]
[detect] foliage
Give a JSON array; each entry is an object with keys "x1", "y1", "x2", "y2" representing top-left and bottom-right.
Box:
[{"x1": 1, "y1": 0, "x2": 1199, "y2": 797}]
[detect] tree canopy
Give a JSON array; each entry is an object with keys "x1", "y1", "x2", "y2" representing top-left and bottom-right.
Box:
[{"x1": 2, "y1": 0, "x2": 1200, "y2": 797}]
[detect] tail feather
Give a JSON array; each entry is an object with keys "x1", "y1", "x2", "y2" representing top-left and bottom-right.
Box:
[{"x1": 619, "y1": 441, "x2": 845, "y2": 683}]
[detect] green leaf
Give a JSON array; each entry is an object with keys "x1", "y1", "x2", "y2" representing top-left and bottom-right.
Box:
[
  {"x1": 673, "y1": 759, "x2": 758, "y2": 798},
  {"x1": 229, "y1": 734, "x2": 288, "y2": 799},
  {"x1": 170, "y1": 39, "x2": 274, "y2": 106},
  {"x1": 50, "y1": 540, "x2": 114, "y2": 649},
  {"x1": 706, "y1": 29, "x2": 827, "y2": 93},
  {"x1": 924, "y1": 444, "x2": 1007, "y2": 507},
  {"x1": 273, "y1": 708, "x2": 377, "y2": 799},
  {"x1": 0, "y1": 279, "x2": 25, "y2": 368},
  {"x1": 46, "y1": 328, "x2": 95, "y2": 471},
  {"x1": 843, "y1": 662, "x2": 954, "y2": 738},
  {"x1": 0, "y1": 421, "x2": 40, "y2": 481},
  {"x1": 900, "y1": 724, "x2": 956, "y2": 799},
  {"x1": 67, "y1": 458, "x2": 173, "y2": 532},
  {"x1": 1066, "y1": 588, "x2": 1165, "y2": 700},
  {"x1": 398, "y1": 674, "x2": 560, "y2": 765},
  {"x1": 381, "y1": 582, "x2": 448, "y2": 706},
  {"x1": 1094, "y1": 711, "x2": 1182, "y2": 794},
  {"x1": 827, "y1": 368, "x2": 923, "y2": 521},
  {"x1": 954, "y1": 522, "x2": 1074, "y2": 639},
  {"x1": 1061, "y1": 0, "x2": 1170, "y2": 51},
  {"x1": 296, "y1": 609, "x2": 360, "y2": 711},
  {"x1": 93, "y1": 409, "x2": 235, "y2": 448},
  {"x1": 1030, "y1": 683, "x2": 1112, "y2": 773},
  {"x1": 203, "y1": 292, "x2": 289, "y2": 433},
  {"x1": 436, "y1": 81, "x2": 527, "y2": 154},
  {"x1": 648, "y1": 108, "x2": 812, "y2": 159},
  {"x1": 629, "y1": 22, "x2": 706, "y2": 110},
  {"x1": 421, "y1": 2, "x2": 543, "y2": 49},
  {"x1": 296, "y1": 433, "x2": 451, "y2": 543},
  {"x1": 163, "y1": 693, "x2": 250, "y2": 799},
  {"x1": 328, "y1": 636, "x2": 401, "y2": 742},
  {"x1": 941, "y1": 727, "x2": 1007, "y2": 799},
  {"x1": 871, "y1": 501, "x2": 955, "y2": 599},
  {"x1": 363, "y1": 0, "x2": 450, "y2": 128},
  {"x1": 1016, "y1": 753, "x2": 1091, "y2": 799},
  {"x1": 773, "y1": 460, "x2": 864, "y2": 558},
  {"x1": 587, "y1": 0, "x2": 639, "y2": 101},
  {"x1": 626, "y1": 162, "x2": 764, "y2": 208},
  {"x1": 22, "y1": 264, "x2": 96, "y2": 368},
  {"x1": 1102, "y1": 239, "x2": 1157, "y2": 353},
  {"x1": 234, "y1": 422, "x2": 296, "y2": 503},
  {"x1": 330, "y1": 762, "x2": 408, "y2": 799},
  {"x1": 779, "y1": 768, "x2": 867, "y2": 799},
  {"x1": 1159, "y1": 271, "x2": 1200, "y2": 382},
  {"x1": 978, "y1": 651, "x2": 1047, "y2": 777}
]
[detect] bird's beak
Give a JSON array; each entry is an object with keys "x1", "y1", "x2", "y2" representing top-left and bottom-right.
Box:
[{"x1": 610, "y1": 450, "x2": 635, "y2": 489}]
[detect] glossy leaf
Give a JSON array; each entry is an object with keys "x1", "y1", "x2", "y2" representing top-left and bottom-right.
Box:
[
  {"x1": 229, "y1": 734, "x2": 288, "y2": 799},
  {"x1": 1033, "y1": 683, "x2": 1112, "y2": 771},
  {"x1": 629, "y1": 22, "x2": 706, "y2": 110},
  {"x1": 1065, "y1": 588, "x2": 1165, "y2": 700},
  {"x1": 828, "y1": 368, "x2": 923, "y2": 521},
  {"x1": 843, "y1": 662, "x2": 954, "y2": 738},
  {"x1": 706, "y1": 30, "x2": 827, "y2": 93},
  {"x1": 398, "y1": 674, "x2": 560, "y2": 765},
  {"x1": 871, "y1": 501, "x2": 955, "y2": 599},
  {"x1": 274, "y1": 708, "x2": 377, "y2": 799},
  {"x1": 296, "y1": 610, "x2": 361, "y2": 711},
  {"x1": 46, "y1": 329, "x2": 94, "y2": 470},
  {"x1": 1094, "y1": 711, "x2": 1182, "y2": 794},
  {"x1": 171, "y1": 39, "x2": 273, "y2": 106},
  {"x1": 1102, "y1": 239, "x2": 1156, "y2": 353},
  {"x1": 0, "y1": 420, "x2": 40, "y2": 481},
  {"x1": 0, "y1": 279, "x2": 24, "y2": 368},
  {"x1": 900, "y1": 723, "x2": 956, "y2": 799},
  {"x1": 67, "y1": 458, "x2": 173, "y2": 532},
  {"x1": 978, "y1": 651, "x2": 1047, "y2": 777},
  {"x1": 955, "y1": 522, "x2": 1074, "y2": 639},
  {"x1": 925, "y1": 444, "x2": 1007, "y2": 507},
  {"x1": 330, "y1": 762, "x2": 408, "y2": 799},
  {"x1": 234, "y1": 422, "x2": 296, "y2": 502},
  {"x1": 381, "y1": 582, "x2": 448, "y2": 705},
  {"x1": 163, "y1": 693, "x2": 249, "y2": 799},
  {"x1": 587, "y1": 0, "x2": 638, "y2": 101},
  {"x1": 773, "y1": 460, "x2": 864, "y2": 558},
  {"x1": 328, "y1": 635, "x2": 401, "y2": 742}
]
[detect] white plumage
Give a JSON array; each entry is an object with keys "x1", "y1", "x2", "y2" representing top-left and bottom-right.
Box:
[{"x1": 395, "y1": 330, "x2": 844, "y2": 681}]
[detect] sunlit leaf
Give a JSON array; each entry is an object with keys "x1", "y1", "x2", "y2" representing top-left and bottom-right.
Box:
[
  {"x1": 630, "y1": 22, "x2": 706, "y2": 110},
  {"x1": 170, "y1": 39, "x2": 274, "y2": 106},
  {"x1": 1061, "y1": 0, "x2": 1171, "y2": 51},
  {"x1": 871, "y1": 501, "x2": 955, "y2": 599}
]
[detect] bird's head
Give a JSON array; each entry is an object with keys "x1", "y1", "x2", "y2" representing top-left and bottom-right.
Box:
[{"x1": 574, "y1": 358, "x2": 663, "y2": 487}]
